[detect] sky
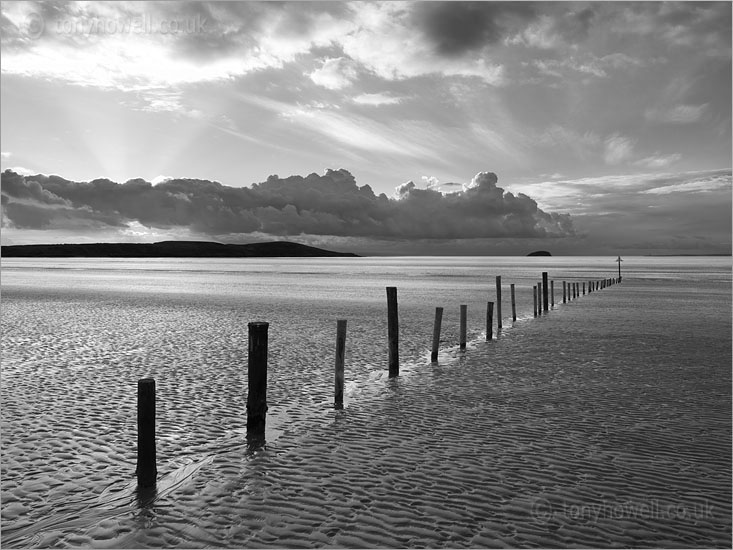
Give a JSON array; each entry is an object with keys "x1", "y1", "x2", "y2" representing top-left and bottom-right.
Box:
[{"x1": 1, "y1": 1, "x2": 731, "y2": 255}]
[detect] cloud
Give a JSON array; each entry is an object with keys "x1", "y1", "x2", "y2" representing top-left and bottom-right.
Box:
[
  {"x1": 309, "y1": 57, "x2": 358, "y2": 90},
  {"x1": 151, "y1": 175, "x2": 173, "y2": 185},
  {"x1": 1, "y1": 168, "x2": 575, "y2": 240},
  {"x1": 0, "y1": 2, "x2": 353, "y2": 90},
  {"x1": 611, "y1": 2, "x2": 731, "y2": 57},
  {"x1": 412, "y1": 2, "x2": 538, "y2": 56},
  {"x1": 421, "y1": 175, "x2": 440, "y2": 189},
  {"x1": 352, "y1": 93, "x2": 404, "y2": 106},
  {"x1": 340, "y1": 2, "x2": 506, "y2": 85},
  {"x1": 514, "y1": 168, "x2": 732, "y2": 216},
  {"x1": 603, "y1": 133, "x2": 636, "y2": 165},
  {"x1": 0, "y1": 1, "x2": 509, "y2": 92},
  {"x1": 634, "y1": 152, "x2": 682, "y2": 170},
  {"x1": 536, "y1": 124, "x2": 601, "y2": 160},
  {"x1": 642, "y1": 171, "x2": 731, "y2": 195},
  {"x1": 645, "y1": 103, "x2": 708, "y2": 124}
]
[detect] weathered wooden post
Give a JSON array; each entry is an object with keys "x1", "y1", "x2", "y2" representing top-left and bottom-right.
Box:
[
  {"x1": 486, "y1": 301, "x2": 494, "y2": 340},
  {"x1": 582, "y1": 282, "x2": 586, "y2": 295},
  {"x1": 563, "y1": 281, "x2": 567, "y2": 303},
  {"x1": 431, "y1": 307, "x2": 443, "y2": 362},
  {"x1": 542, "y1": 272, "x2": 549, "y2": 312},
  {"x1": 386, "y1": 287, "x2": 399, "y2": 377},
  {"x1": 495, "y1": 276, "x2": 502, "y2": 329},
  {"x1": 136, "y1": 378, "x2": 156, "y2": 487},
  {"x1": 334, "y1": 320, "x2": 347, "y2": 409},
  {"x1": 550, "y1": 280, "x2": 555, "y2": 307},
  {"x1": 537, "y1": 281, "x2": 542, "y2": 315},
  {"x1": 459, "y1": 304, "x2": 467, "y2": 350},
  {"x1": 533, "y1": 285, "x2": 538, "y2": 317},
  {"x1": 510, "y1": 284, "x2": 516, "y2": 322},
  {"x1": 247, "y1": 322, "x2": 269, "y2": 437}
]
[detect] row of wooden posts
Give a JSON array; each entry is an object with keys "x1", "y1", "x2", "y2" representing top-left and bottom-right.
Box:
[{"x1": 135, "y1": 273, "x2": 621, "y2": 487}]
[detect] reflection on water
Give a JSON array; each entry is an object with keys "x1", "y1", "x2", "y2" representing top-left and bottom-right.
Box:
[{"x1": 1, "y1": 256, "x2": 730, "y2": 547}]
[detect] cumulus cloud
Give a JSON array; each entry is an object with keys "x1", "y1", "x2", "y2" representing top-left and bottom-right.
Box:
[
  {"x1": 421, "y1": 175, "x2": 440, "y2": 189},
  {"x1": 1, "y1": 168, "x2": 575, "y2": 240}
]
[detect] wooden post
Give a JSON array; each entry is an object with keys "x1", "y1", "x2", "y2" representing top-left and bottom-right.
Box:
[
  {"x1": 563, "y1": 281, "x2": 566, "y2": 303},
  {"x1": 431, "y1": 307, "x2": 443, "y2": 362},
  {"x1": 459, "y1": 305, "x2": 467, "y2": 350},
  {"x1": 386, "y1": 287, "x2": 399, "y2": 377},
  {"x1": 542, "y1": 272, "x2": 549, "y2": 312},
  {"x1": 551, "y1": 280, "x2": 555, "y2": 307},
  {"x1": 537, "y1": 281, "x2": 542, "y2": 315},
  {"x1": 495, "y1": 276, "x2": 502, "y2": 329},
  {"x1": 510, "y1": 284, "x2": 516, "y2": 322},
  {"x1": 136, "y1": 378, "x2": 156, "y2": 487},
  {"x1": 582, "y1": 282, "x2": 586, "y2": 295},
  {"x1": 247, "y1": 322, "x2": 269, "y2": 436},
  {"x1": 486, "y1": 302, "x2": 494, "y2": 340},
  {"x1": 334, "y1": 320, "x2": 347, "y2": 409},
  {"x1": 533, "y1": 285, "x2": 537, "y2": 317}
]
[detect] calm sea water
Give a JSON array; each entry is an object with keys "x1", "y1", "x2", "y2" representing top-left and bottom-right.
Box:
[{"x1": 1, "y1": 256, "x2": 731, "y2": 548}]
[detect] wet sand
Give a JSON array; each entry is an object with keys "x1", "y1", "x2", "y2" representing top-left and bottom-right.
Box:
[{"x1": 1, "y1": 275, "x2": 731, "y2": 548}]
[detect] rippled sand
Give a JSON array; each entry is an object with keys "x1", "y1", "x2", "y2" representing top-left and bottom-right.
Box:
[{"x1": 2, "y1": 276, "x2": 731, "y2": 548}]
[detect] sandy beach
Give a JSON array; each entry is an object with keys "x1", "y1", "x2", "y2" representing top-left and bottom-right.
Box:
[{"x1": 2, "y1": 258, "x2": 730, "y2": 548}]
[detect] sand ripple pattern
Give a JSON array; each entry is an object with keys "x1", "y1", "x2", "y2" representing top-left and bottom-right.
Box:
[{"x1": 1, "y1": 276, "x2": 731, "y2": 548}]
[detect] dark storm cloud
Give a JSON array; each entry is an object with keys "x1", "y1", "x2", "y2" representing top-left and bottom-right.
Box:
[
  {"x1": 1, "y1": 169, "x2": 575, "y2": 239},
  {"x1": 412, "y1": 1, "x2": 538, "y2": 56}
]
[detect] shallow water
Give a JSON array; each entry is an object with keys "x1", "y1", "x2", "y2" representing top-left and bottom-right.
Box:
[{"x1": 1, "y1": 256, "x2": 731, "y2": 548}]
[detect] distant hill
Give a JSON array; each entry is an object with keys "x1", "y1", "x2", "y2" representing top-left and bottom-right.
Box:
[
  {"x1": 1, "y1": 241, "x2": 359, "y2": 258},
  {"x1": 527, "y1": 250, "x2": 552, "y2": 256}
]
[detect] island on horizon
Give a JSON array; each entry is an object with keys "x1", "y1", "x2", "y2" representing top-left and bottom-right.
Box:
[{"x1": 1, "y1": 241, "x2": 360, "y2": 258}]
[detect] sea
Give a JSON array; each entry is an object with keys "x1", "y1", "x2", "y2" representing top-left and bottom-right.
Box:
[{"x1": 1, "y1": 256, "x2": 731, "y2": 548}]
